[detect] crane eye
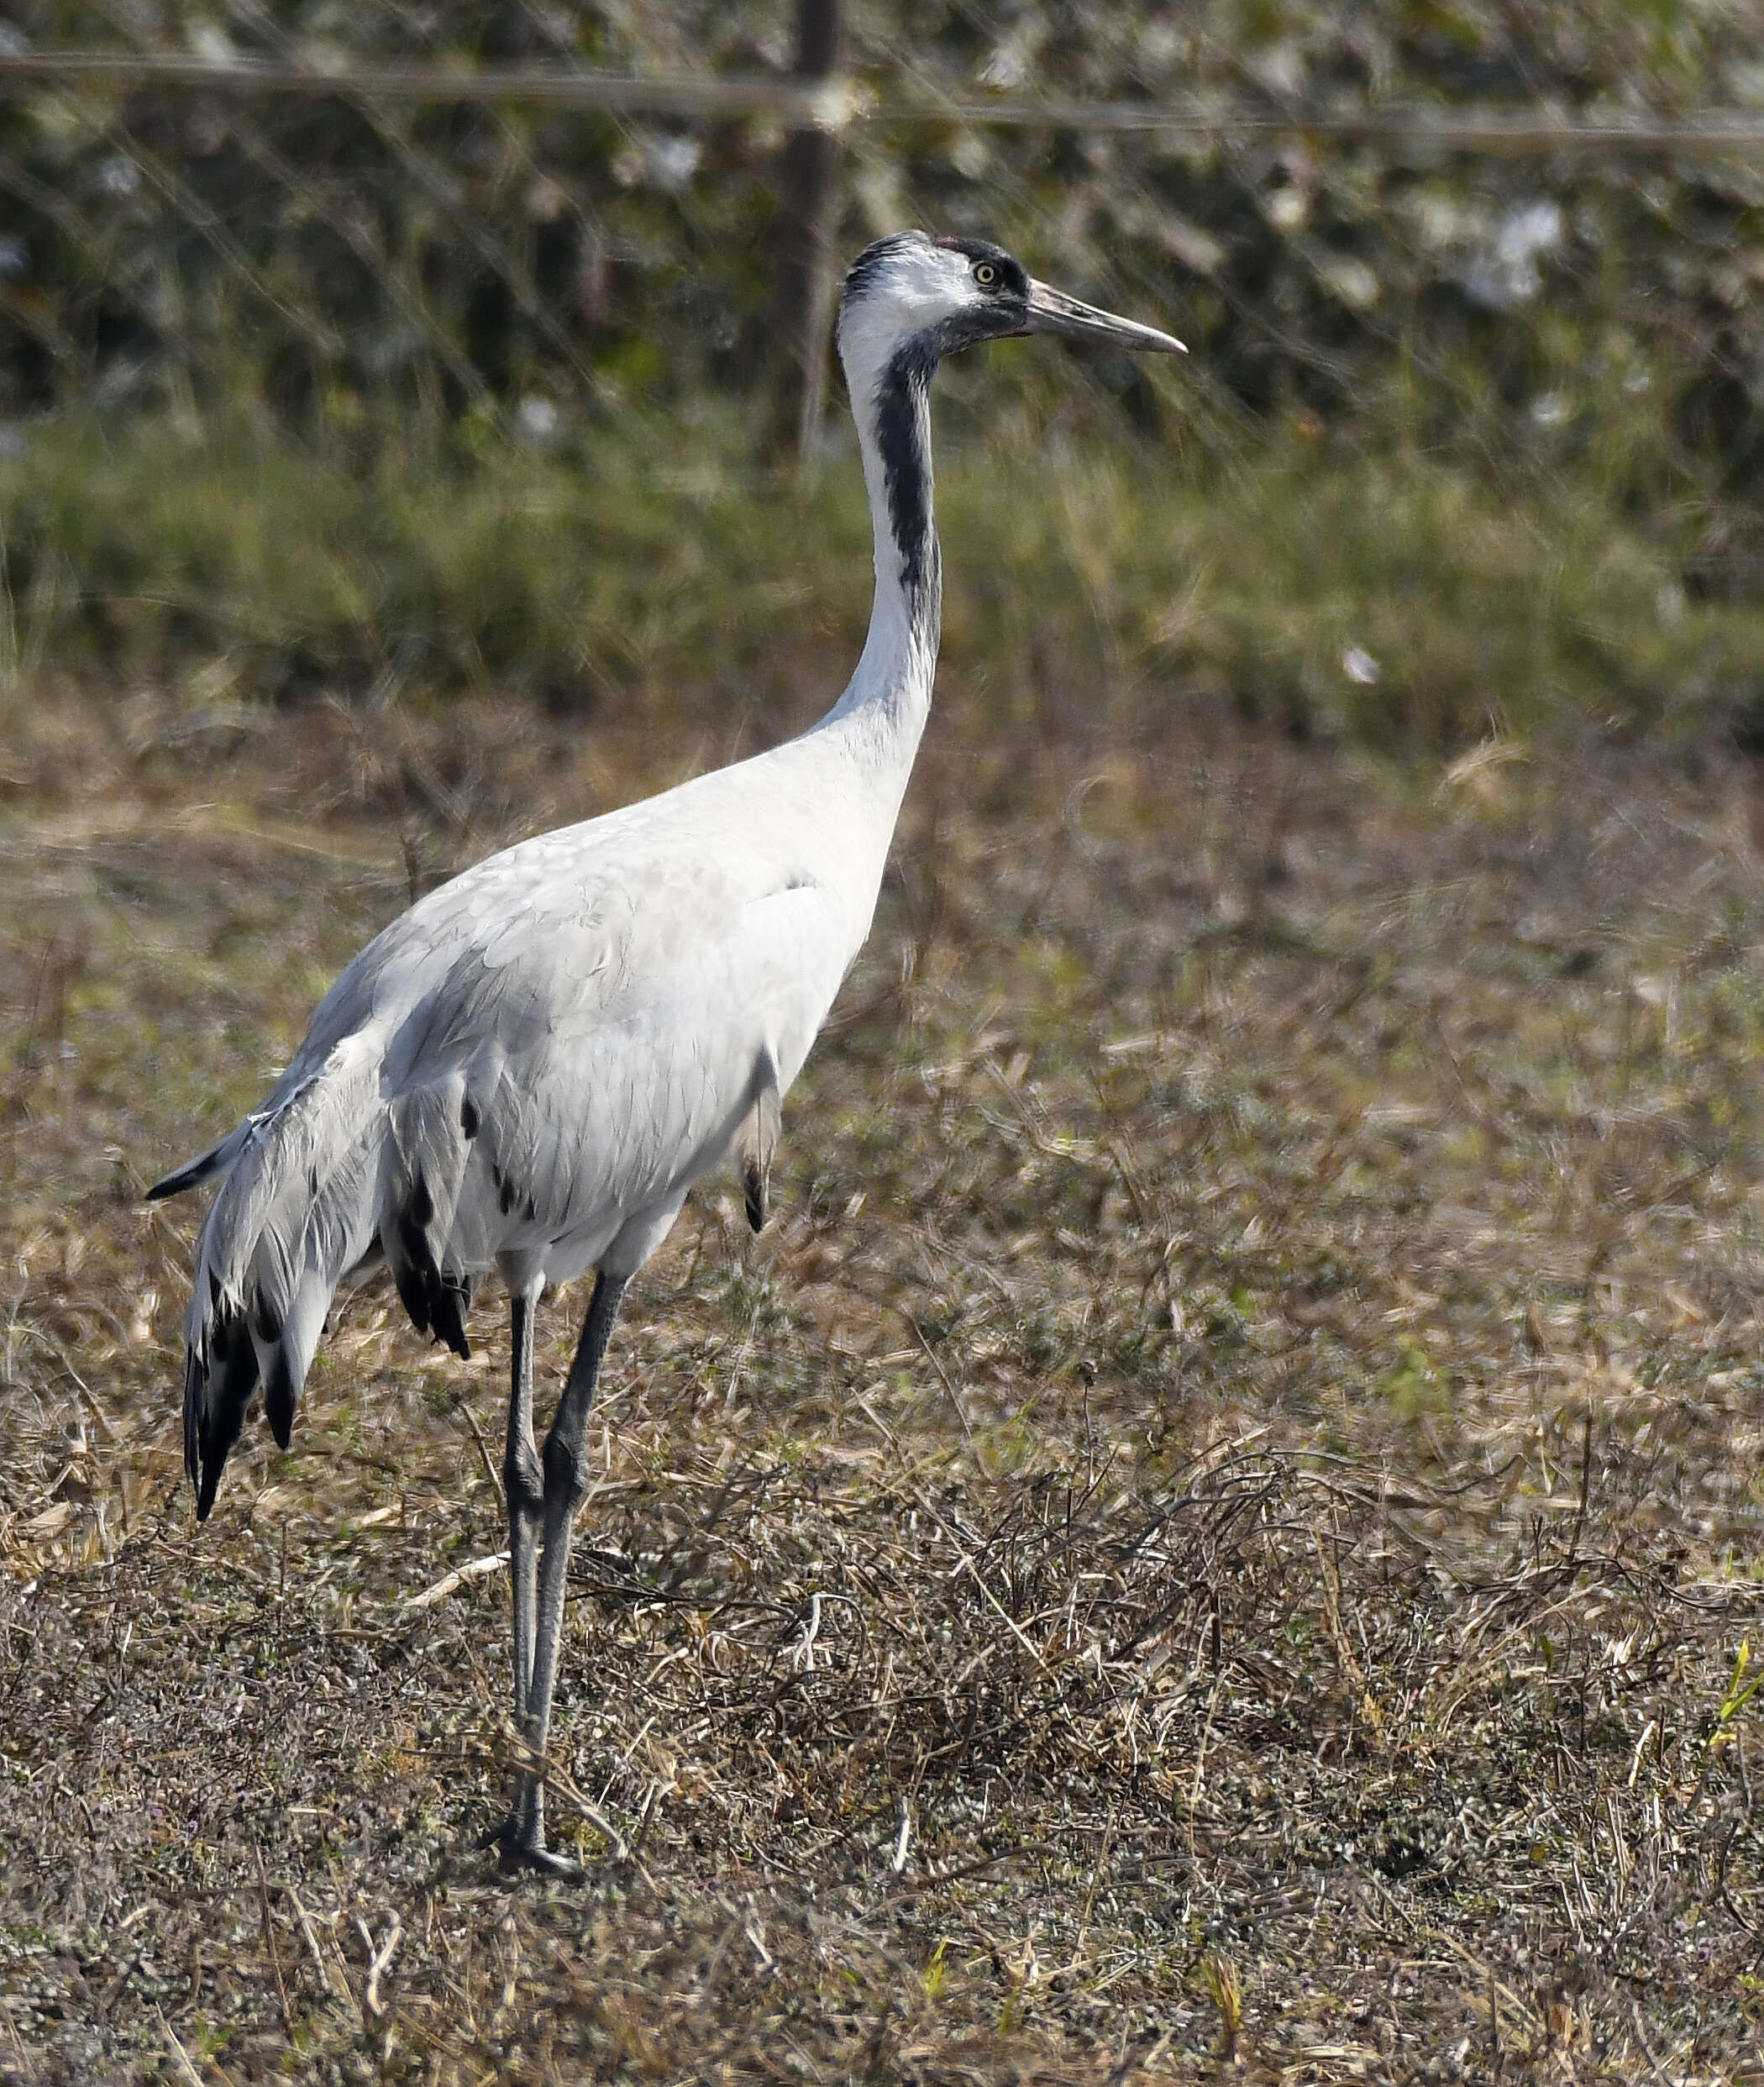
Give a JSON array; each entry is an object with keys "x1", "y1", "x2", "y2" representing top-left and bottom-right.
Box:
[{"x1": 973, "y1": 262, "x2": 999, "y2": 287}]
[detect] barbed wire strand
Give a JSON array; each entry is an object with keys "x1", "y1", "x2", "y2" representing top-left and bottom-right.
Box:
[{"x1": 7, "y1": 54, "x2": 1764, "y2": 157}]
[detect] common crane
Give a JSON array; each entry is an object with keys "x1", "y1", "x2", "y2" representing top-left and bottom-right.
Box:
[{"x1": 150, "y1": 231, "x2": 1184, "y2": 1872}]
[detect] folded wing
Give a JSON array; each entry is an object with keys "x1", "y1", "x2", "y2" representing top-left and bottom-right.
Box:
[{"x1": 160, "y1": 836, "x2": 853, "y2": 1515}]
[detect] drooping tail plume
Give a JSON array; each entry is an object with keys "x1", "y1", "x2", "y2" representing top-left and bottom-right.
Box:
[{"x1": 169, "y1": 1032, "x2": 385, "y2": 1517}]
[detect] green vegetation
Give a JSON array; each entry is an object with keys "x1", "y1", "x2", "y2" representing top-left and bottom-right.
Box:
[{"x1": 7, "y1": 395, "x2": 1761, "y2": 749}]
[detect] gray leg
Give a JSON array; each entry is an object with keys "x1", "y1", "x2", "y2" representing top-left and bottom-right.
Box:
[
  {"x1": 496, "y1": 1269, "x2": 627, "y2": 1871},
  {"x1": 504, "y1": 1289, "x2": 543, "y2": 1722}
]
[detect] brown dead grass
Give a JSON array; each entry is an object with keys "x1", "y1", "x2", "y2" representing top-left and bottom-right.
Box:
[{"x1": 1, "y1": 686, "x2": 1763, "y2": 2084}]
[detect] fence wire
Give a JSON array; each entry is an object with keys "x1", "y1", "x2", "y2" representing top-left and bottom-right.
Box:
[{"x1": 0, "y1": 8, "x2": 1759, "y2": 438}]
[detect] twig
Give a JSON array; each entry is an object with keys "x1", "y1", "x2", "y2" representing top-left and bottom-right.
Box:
[
  {"x1": 1076, "y1": 1806, "x2": 1118, "y2": 1959},
  {"x1": 890, "y1": 1800, "x2": 912, "y2": 1874},
  {"x1": 906, "y1": 1315, "x2": 977, "y2": 1455},
  {"x1": 1629, "y1": 2001, "x2": 1676, "y2": 2087},
  {"x1": 1488, "y1": 1965, "x2": 1499, "y2": 2068},
  {"x1": 790, "y1": 1590, "x2": 822, "y2": 1673},
  {"x1": 1188, "y1": 1673, "x2": 1223, "y2": 1855},
  {"x1": 0, "y1": 52, "x2": 854, "y2": 128},
  {"x1": 0, "y1": 1992, "x2": 38, "y2": 2083},
  {"x1": 402, "y1": 1552, "x2": 510, "y2": 1611},
  {"x1": 10, "y1": 55, "x2": 1764, "y2": 160},
  {"x1": 507, "y1": 1742, "x2": 634, "y2": 1864},
  {"x1": 358, "y1": 1911, "x2": 403, "y2": 2021},
  {"x1": 897, "y1": 1842, "x2": 1058, "y2": 1894},
  {"x1": 455, "y1": 1396, "x2": 505, "y2": 1506},
  {"x1": 853, "y1": 1392, "x2": 903, "y2": 1459},
  {"x1": 1566, "y1": 1411, "x2": 1594, "y2": 1570},
  {"x1": 155, "y1": 2007, "x2": 205, "y2": 2087},
  {"x1": 285, "y1": 1884, "x2": 350, "y2": 2003},
  {"x1": 911, "y1": 1491, "x2": 1055, "y2": 1678},
  {"x1": 254, "y1": 1842, "x2": 292, "y2": 2033}
]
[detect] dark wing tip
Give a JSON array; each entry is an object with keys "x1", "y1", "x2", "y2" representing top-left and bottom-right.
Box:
[
  {"x1": 185, "y1": 1313, "x2": 259, "y2": 1523},
  {"x1": 265, "y1": 1349, "x2": 298, "y2": 1451},
  {"x1": 393, "y1": 1260, "x2": 433, "y2": 1338},
  {"x1": 148, "y1": 1138, "x2": 229, "y2": 1202},
  {"x1": 196, "y1": 1448, "x2": 225, "y2": 1519},
  {"x1": 433, "y1": 1276, "x2": 473, "y2": 1360}
]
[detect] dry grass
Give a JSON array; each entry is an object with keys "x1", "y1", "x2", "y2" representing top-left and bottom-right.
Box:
[{"x1": 2, "y1": 685, "x2": 1763, "y2": 2084}]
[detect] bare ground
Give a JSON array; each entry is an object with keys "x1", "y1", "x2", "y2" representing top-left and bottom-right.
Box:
[{"x1": 1, "y1": 689, "x2": 1762, "y2": 2084}]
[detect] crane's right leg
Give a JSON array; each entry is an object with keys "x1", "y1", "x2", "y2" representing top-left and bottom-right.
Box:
[
  {"x1": 503, "y1": 1289, "x2": 544, "y2": 1722},
  {"x1": 470, "y1": 1287, "x2": 548, "y2": 1862}
]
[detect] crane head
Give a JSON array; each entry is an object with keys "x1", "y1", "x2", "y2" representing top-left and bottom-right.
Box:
[{"x1": 836, "y1": 229, "x2": 1184, "y2": 386}]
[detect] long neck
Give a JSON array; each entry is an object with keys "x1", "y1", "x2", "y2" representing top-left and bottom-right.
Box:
[{"x1": 822, "y1": 339, "x2": 942, "y2": 775}]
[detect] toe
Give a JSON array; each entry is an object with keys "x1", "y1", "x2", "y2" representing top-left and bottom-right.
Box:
[
  {"x1": 479, "y1": 1814, "x2": 582, "y2": 1879},
  {"x1": 498, "y1": 1837, "x2": 582, "y2": 1881}
]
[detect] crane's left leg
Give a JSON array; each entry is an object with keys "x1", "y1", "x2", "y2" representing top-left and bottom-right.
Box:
[{"x1": 492, "y1": 1268, "x2": 627, "y2": 1873}]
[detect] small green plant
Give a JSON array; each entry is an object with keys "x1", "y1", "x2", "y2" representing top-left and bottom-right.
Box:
[
  {"x1": 1375, "y1": 1335, "x2": 1451, "y2": 1418},
  {"x1": 1708, "y1": 1639, "x2": 1764, "y2": 1757},
  {"x1": 1197, "y1": 1950, "x2": 1243, "y2": 2059}
]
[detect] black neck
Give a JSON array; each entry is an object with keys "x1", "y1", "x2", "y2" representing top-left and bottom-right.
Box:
[{"x1": 872, "y1": 338, "x2": 942, "y2": 639}]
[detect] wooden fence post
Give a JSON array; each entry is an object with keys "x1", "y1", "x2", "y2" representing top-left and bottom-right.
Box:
[{"x1": 771, "y1": 0, "x2": 845, "y2": 457}]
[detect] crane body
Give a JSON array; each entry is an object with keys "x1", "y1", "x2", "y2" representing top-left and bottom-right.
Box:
[{"x1": 150, "y1": 231, "x2": 1182, "y2": 1870}]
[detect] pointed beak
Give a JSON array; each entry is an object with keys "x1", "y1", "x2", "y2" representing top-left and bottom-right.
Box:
[{"x1": 1021, "y1": 280, "x2": 1186, "y2": 355}]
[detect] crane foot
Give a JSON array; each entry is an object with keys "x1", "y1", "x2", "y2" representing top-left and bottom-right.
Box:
[{"x1": 476, "y1": 1816, "x2": 585, "y2": 1881}]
